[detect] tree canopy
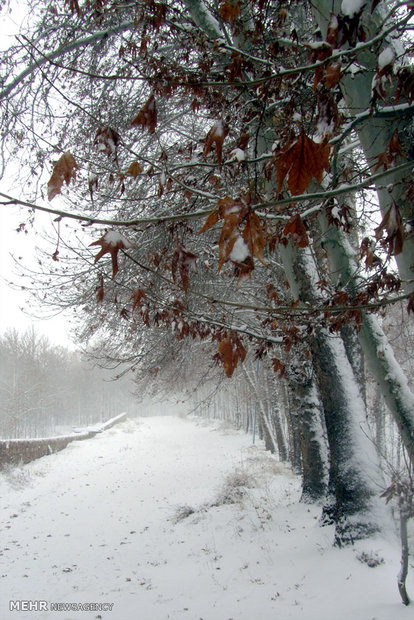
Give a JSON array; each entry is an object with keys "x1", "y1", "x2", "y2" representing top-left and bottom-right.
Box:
[{"x1": 0, "y1": 0, "x2": 413, "y2": 545}]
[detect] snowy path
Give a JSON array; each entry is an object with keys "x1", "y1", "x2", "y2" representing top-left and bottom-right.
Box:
[{"x1": 0, "y1": 415, "x2": 413, "y2": 620}]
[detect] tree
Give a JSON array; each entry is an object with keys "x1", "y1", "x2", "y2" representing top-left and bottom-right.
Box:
[{"x1": 0, "y1": 0, "x2": 413, "y2": 543}]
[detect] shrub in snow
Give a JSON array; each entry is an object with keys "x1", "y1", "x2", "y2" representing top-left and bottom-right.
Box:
[{"x1": 212, "y1": 469, "x2": 254, "y2": 506}]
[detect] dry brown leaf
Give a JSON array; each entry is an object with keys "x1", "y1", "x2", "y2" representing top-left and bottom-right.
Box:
[
  {"x1": 203, "y1": 120, "x2": 228, "y2": 167},
  {"x1": 199, "y1": 210, "x2": 219, "y2": 234},
  {"x1": 126, "y1": 161, "x2": 143, "y2": 178},
  {"x1": 47, "y1": 152, "x2": 78, "y2": 201},
  {"x1": 219, "y1": 0, "x2": 241, "y2": 23},
  {"x1": 276, "y1": 133, "x2": 330, "y2": 196},
  {"x1": 131, "y1": 94, "x2": 157, "y2": 134},
  {"x1": 242, "y1": 212, "x2": 266, "y2": 264},
  {"x1": 283, "y1": 214, "x2": 309, "y2": 248},
  {"x1": 90, "y1": 230, "x2": 135, "y2": 278},
  {"x1": 217, "y1": 332, "x2": 246, "y2": 378},
  {"x1": 171, "y1": 245, "x2": 198, "y2": 294}
]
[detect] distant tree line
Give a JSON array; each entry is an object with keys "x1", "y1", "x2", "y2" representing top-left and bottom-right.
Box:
[{"x1": 0, "y1": 327, "x2": 138, "y2": 439}]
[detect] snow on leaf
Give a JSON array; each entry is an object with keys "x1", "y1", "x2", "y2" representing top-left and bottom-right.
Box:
[
  {"x1": 131, "y1": 94, "x2": 157, "y2": 134},
  {"x1": 47, "y1": 152, "x2": 79, "y2": 201},
  {"x1": 275, "y1": 133, "x2": 330, "y2": 196},
  {"x1": 217, "y1": 198, "x2": 245, "y2": 271},
  {"x1": 378, "y1": 46, "x2": 395, "y2": 71},
  {"x1": 324, "y1": 62, "x2": 342, "y2": 89},
  {"x1": 341, "y1": 0, "x2": 367, "y2": 17},
  {"x1": 172, "y1": 246, "x2": 198, "y2": 294},
  {"x1": 203, "y1": 120, "x2": 228, "y2": 168},
  {"x1": 94, "y1": 127, "x2": 121, "y2": 161},
  {"x1": 90, "y1": 230, "x2": 135, "y2": 278}
]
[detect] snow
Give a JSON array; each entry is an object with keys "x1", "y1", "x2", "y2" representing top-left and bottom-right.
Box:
[
  {"x1": 378, "y1": 46, "x2": 395, "y2": 71},
  {"x1": 230, "y1": 236, "x2": 250, "y2": 262},
  {"x1": 102, "y1": 230, "x2": 134, "y2": 248},
  {"x1": 0, "y1": 415, "x2": 412, "y2": 620},
  {"x1": 229, "y1": 147, "x2": 246, "y2": 162},
  {"x1": 341, "y1": 0, "x2": 368, "y2": 17}
]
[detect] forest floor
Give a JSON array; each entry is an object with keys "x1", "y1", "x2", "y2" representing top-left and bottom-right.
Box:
[{"x1": 0, "y1": 414, "x2": 413, "y2": 620}]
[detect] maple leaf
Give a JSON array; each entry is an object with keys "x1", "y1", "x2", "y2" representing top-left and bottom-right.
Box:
[
  {"x1": 276, "y1": 133, "x2": 330, "y2": 196},
  {"x1": 47, "y1": 152, "x2": 79, "y2": 201},
  {"x1": 219, "y1": 0, "x2": 241, "y2": 23},
  {"x1": 217, "y1": 332, "x2": 246, "y2": 378},
  {"x1": 203, "y1": 120, "x2": 228, "y2": 167},
  {"x1": 171, "y1": 245, "x2": 198, "y2": 294},
  {"x1": 131, "y1": 94, "x2": 157, "y2": 134},
  {"x1": 90, "y1": 230, "x2": 135, "y2": 278}
]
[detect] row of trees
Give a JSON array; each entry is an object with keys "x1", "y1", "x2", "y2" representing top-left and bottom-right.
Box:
[
  {"x1": 0, "y1": 0, "x2": 413, "y2": 546},
  {"x1": 0, "y1": 327, "x2": 137, "y2": 438}
]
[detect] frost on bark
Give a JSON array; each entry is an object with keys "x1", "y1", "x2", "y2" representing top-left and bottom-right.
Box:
[
  {"x1": 280, "y1": 242, "x2": 385, "y2": 543},
  {"x1": 287, "y1": 360, "x2": 328, "y2": 503},
  {"x1": 319, "y1": 213, "x2": 414, "y2": 462}
]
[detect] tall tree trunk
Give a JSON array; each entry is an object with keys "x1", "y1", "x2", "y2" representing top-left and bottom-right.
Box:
[
  {"x1": 287, "y1": 360, "x2": 328, "y2": 503},
  {"x1": 318, "y1": 213, "x2": 414, "y2": 461},
  {"x1": 312, "y1": 0, "x2": 414, "y2": 296},
  {"x1": 280, "y1": 242, "x2": 386, "y2": 544}
]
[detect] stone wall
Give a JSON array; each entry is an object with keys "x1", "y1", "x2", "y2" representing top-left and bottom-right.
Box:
[{"x1": 0, "y1": 412, "x2": 128, "y2": 468}]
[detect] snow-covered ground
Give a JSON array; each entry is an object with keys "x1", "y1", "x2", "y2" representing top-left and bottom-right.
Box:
[{"x1": 0, "y1": 415, "x2": 413, "y2": 620}]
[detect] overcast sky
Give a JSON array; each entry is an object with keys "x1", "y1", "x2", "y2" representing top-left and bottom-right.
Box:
[{"x1": 0, "y1": 4, "x2": 77, "y2": 348}]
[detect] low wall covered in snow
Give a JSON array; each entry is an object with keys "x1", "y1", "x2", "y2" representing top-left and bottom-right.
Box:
[{"x1": 0, "y1": 412, "x2": 127, "y2": 468}]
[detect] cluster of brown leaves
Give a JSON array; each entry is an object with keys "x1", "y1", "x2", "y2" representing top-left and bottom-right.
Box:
[
  {"x1": 171, "y1": 245, "x2": 198, "y2": 294},
  {"x1": 199, "y1": 195, "x2": 266, "y2": 281},
  {"x1": 47, "y1": 152, "x2": 79, "y2": 201},
  {"x1": 360, "y1": 237, "x2": 381, "y2": 270},
  {"x1": 90, "y1": 230, "x2": 135, "y2": 278},
  {"x1": 271, "y1": 358, "x2": 286, "y2": 379},
  {"x1": 94, "y1": 127, "x2": 121, "y2": 163},
  {"x1": 395, "y1": 67, "x2": 414, "y2": 104},
  {"x1": 131, "y1": 94, "x2": 157, "y2": 134},
  {"x1": 268, "y1": 132, "x2": 330, "y2": 196},
  {"x1": 374, "y1": 130, "x2": 404, "y2": 172},
  {"x1": 216, "y1": 332, "x2": 246, "y2": 378},
  {"x1": 281, "y1": 214, "x2": 309, "y2": 248},
  {"x1": 219, "y1": 0, "x2": 241, "y2": 23}
]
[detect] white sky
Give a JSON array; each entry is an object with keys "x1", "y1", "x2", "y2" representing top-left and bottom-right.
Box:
[{"x1": 0, "y1": 3, "x2": 77, "y2": 348}]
